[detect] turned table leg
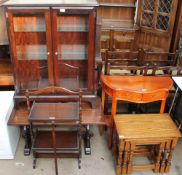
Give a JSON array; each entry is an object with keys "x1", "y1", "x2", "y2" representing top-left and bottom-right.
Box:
[
  {"x1": 154, "y1": 142, "x2": 165, "y2": 173},
  {"x1": 121, "y1": 142, "x2": 130, "y2": 175},
  {"x1": 165, "y1": 139, "x2": 178, "y2": 173}
]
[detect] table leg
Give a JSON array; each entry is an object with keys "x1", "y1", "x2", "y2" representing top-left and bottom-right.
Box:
[
  {"x1": 101, "y1": 86, "x2": 106, "y2": 112},
  {"x1": 121, "y1": 142, "x2": 130, "y2": 175},
  {"x1": 109, "y1": 97, "x2": 117, "y2": 149},
  {"x1": 165, "y1": 139, "x2": 178, "y2": 173},
  {"x1": 116, "y1": 140, "x2": 125, "y2": 175},
  {"x1": 154, "y1": 142, "x2": 165, "y2": 173},
  {"x1": 99, "y1": 88, "x2": 106, "y2": 136},
  {"x1": 24, "y1": 126, "x2": 31, "y2": 156},
  {"x1": 52, "y1": 122, "x2": 58, "y2": 175},
  {"x1": 160, "y1": 141, "x2": 169, "y2": 173},
  {"x1": 127, "y1": 143, "x2": 136, "y2": 174}
]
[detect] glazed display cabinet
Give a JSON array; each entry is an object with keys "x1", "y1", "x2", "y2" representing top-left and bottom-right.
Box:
[{"x1": 5, "y1": 0, "x2": 98, "y2": 106}]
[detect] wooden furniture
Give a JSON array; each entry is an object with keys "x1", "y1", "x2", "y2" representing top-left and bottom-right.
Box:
[
  {"x1": 8, "y1": 97, "x2": 105, "y2": 126},
  {"x1": 97, "y1": 0, "x2": 138, "y2": 26},
  {"x1": 99, "y1": 29, "x2": 138, "y2": 60},
  {"x1": 97, "y1": 0, "x2": 138, "y2": 31},
  {"x1": 101, "y1": 75, "x2": 173, "y2": 148},
  {"x1": 97, "y1": 0, "x2": 139, "y2": 56},
  {"x1": 4, "y1": 0, "x2": 98, "y2": 107},
  {"x1": 104, "y1": 50, "x2": 140, "y2": 72},
  {"x1": 3, "y1": 0, "x2": 99, "y2": 155},
  {"x1": 136, "y1": 0, "x2": 178, "y2": 51},
  {"x1": 106, "y1": 65, "x2": 147, "y2": 76},
  {"x1": 114, "y1": 113, "x2": 181, "y2": 174},
  {"x1": 171, "y1": 1, "x2": 182, "y2": 55},
  {"x1": 26, "y1": 87, "x2": 82, "y2": 175},
  {"x1": 140, "y1": 50, "x2": 179, "y2": 66},
  {"x1": 98, "y1": 0, "x2": 179, "y2": 54},
  {"x1": 103, "y1": 50, "x2": 140, "y2": 75},
  {"x1": 145, "y1": 66, "x2": 182, "y2": 76}
]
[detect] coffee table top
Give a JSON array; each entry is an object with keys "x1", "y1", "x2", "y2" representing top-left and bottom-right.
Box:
[
  {"x1": 114, "y1": 113, "x2": 181, "y2": 140},
  {"x1": 29, "y1": 102, "x2": 79, "y2": 123}
]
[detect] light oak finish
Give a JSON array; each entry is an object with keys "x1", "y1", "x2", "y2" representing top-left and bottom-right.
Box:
[
  {"x1": 114, "y1": 113, "x2": 181, "y2": 174},
  {"x1": 101, "y1": 75, "x2": 173, "y2": 148}
]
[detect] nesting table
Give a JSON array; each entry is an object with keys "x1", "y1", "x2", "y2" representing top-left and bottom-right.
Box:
[{"x1": 114, "y1": 113, "x2": 181, "y2": 174}]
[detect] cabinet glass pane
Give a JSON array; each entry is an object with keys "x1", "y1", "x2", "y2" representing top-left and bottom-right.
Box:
[
  {"x1": 143, "y1": 0, "x2": 155, "y2": 11},
  {"x1": 57, "y1": 15, "x2": 88, "y2": 32},
  {"x1": 16, "y1": 45, "x2": 47, "y2": 60},
  {"x1": 13, "y1": 13, "x2": 46, "y2": 32},
  {"x1": 158, "y1": 0, "x2": 172, "y2": 13},
  {"x1": 12, "y1": 12, "x2": 48, "y2": 90},
  {"x1": 156, "y1": 15, "x2": 169, "y2": 31},
  {"x1": 141, "y1": 12, "x2": 154, "y2": 28},
  {"x1": 55, "y1": 14, "x2": 88, "y2": 90},
  {"x1": 57, "y1": 45, "x2": 88, "y2": 60}
]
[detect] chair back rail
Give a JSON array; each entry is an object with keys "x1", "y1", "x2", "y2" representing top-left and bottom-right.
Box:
[{"x1": 141, "y1": 50, "x2": 179, "y2": 66}]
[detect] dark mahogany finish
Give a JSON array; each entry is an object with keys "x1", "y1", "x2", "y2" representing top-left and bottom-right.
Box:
[
  {"x1": 27, "y1": 86, "x2": 82, "y2": 174},
  {"x1": 5, "y1": 3, "x2": 98, "y2": 107}
]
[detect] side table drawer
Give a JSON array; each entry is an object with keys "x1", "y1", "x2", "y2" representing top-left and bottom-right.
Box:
[
  {"x1": 142, "y1": 90, "x2": 168, "y2": 103},
  {"x1": 117, "y1": 90, "x2": 142, "y2": 102}
]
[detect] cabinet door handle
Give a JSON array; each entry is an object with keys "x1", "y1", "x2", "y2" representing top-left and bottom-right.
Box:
[
  {"x1": 47, "y1": 52, "x2": 50, "y2": 55},
  {"x1": 55, "y1": 52, "x2": 58, "y2": 55}
]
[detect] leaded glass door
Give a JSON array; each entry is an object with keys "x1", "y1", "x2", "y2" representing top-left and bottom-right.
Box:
[{"x1": 137, "y1": 0, "x2": 178, "y2": 51}]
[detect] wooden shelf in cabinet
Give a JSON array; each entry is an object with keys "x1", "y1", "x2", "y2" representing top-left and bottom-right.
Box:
[
  {"x1": 14, "y1": 29, "x2": 46, "y2": 33},
  {"x1": 57, "y1": 26, "x2": 88, "y2": 32}
]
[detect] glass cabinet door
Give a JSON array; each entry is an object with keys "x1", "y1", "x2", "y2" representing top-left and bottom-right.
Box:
[
  {"x1": 52, "y1": 8, "x2": 95, "y2": 91},
  {"x1": 8, "y1": 9, "x2": 53, "y2": 92}
]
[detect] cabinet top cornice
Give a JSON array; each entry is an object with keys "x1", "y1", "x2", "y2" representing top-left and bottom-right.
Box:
[{"x1": 3, "y1": 0, "x2": 98, "y2": 7}]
